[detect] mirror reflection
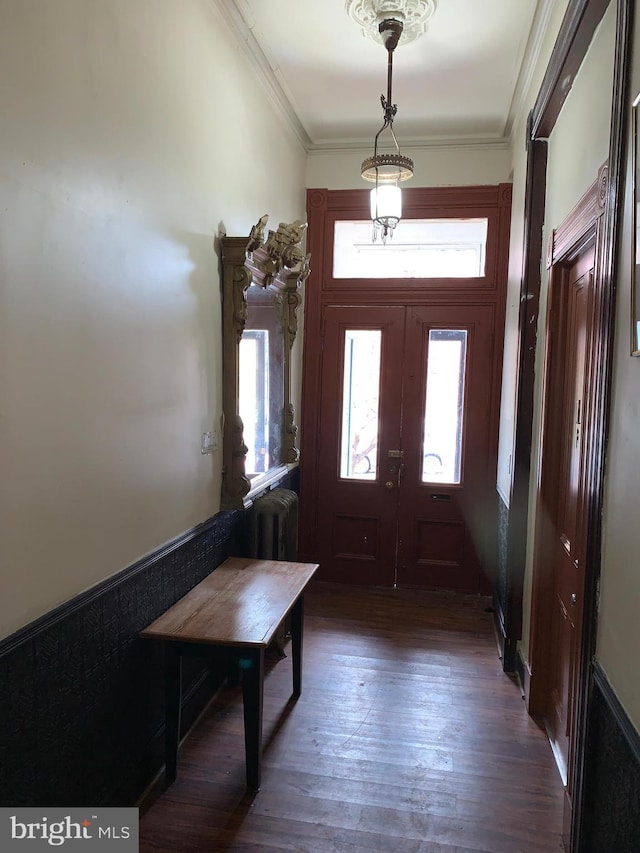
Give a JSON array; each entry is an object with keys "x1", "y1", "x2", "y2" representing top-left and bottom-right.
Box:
[{"x1": 239, "y1": 285, "x2": 285, "y2": 478}]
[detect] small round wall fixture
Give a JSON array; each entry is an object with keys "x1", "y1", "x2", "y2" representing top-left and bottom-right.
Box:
[{"x1": 346, "y1": 0, "x2": 438, "y2": 46}]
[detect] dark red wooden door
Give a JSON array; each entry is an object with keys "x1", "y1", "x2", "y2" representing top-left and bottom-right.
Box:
[
  {"x1": 317, "y1": 305, "x2": 405, "y2": 586},
  {"x1": 547, "y1": 246, "x2": 593, "y2": 780},
  {"x1": 396, "y1": 304, "x2": 494, "y2": 590},
  {"x1": 316, "y1": 303, "x2": 496, "y2": 591}
]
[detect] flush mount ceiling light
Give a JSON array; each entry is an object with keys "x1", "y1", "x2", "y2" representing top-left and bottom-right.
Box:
[
  {"x1": 360, "y1": 15, "x2": 414, "y2": 243},
  {"x1": 346, "y1": 0, "x2": 438, "y2": 46}
]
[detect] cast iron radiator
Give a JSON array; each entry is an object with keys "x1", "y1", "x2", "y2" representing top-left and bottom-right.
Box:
[
  {"x1": 248, "y1": 488, "x2": 299, "y2": 655},
  {"x1": 248, "y1": 488, "x2": 299, "y2": 562}
]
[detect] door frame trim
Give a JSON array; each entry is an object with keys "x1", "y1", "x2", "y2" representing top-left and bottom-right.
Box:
[{"x1": 505, "y1": 1, "x2": 633, "y2": 850}]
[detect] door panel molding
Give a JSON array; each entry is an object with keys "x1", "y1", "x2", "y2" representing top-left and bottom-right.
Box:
[{"x1": 333, "y1": 514, "x2": 379, "y2": 561}]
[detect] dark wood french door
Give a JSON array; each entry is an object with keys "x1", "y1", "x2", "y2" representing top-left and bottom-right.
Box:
[
  {"x1": 545, "y1": 245, "x2": 593, "y2": 783},
  {"x1": 299, "y1": 185, "x2": 511, "y2": 592},
  {"x1": 316, "y1": 302, "x2": 495, "y2": 591}
]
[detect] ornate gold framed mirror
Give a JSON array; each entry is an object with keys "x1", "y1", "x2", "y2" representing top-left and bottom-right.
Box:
[{"x1": 220, "y1": 216, "x2": 310, "y2": 508}]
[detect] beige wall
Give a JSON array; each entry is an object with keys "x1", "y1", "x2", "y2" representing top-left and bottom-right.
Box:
[
  {"x1": 306, "y1": 143, "x2": 511, "y2": 189},
  {"x1": 0, "y1": 0, "x2": 306, "y2": 639},
  {"x1": 597, "y1": 0, "x2": 640, "y2": 729},
  {"x1": 497, "y1": 0, "x2": 571, "y2": 503}
]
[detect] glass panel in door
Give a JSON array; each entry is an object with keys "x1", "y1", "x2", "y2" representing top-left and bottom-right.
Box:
[
  {"x1": 340, "y1": 330, "x2": 381, "y2": 480},
  {"x1": 422, "y1": 330, "x2": 467, "y2": 484}
]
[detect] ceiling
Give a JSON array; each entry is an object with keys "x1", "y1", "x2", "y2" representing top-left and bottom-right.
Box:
[{"x1": 219, "y1": 0, "x2": 554, "y2": 150}]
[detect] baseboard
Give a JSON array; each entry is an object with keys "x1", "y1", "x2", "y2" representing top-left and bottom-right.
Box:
[
  {"x1": 515, "y1": 645, "x2": 529, "y2": 701},
  {"x1": 492, "y1": 593, "x2": 519, "y2": 673},
  {"x1": 492, "y1": 592, "x2": 506, "y2": 660},
  {"x1": 493, "y1": 494, "x2": 521, "y2": 674},
  {"x1": 0, "y1": 509, "x2": 245, "y2": 807}
]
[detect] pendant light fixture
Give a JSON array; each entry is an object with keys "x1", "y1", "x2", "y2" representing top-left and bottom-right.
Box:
[{"x1": 360, "y1": 16, "x2": 413, "y2": 243}]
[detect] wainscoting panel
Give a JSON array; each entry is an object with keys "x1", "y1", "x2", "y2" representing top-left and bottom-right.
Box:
[
  {"x1": 580, "y1": 663, "x2": 640, "y2": 852},
  {"x1": 0, "y1": 510, "x2": 245, "y2": 807}
]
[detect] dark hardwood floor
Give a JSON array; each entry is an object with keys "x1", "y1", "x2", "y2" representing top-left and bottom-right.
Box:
[{"x1": 139, "y1": 583, "x2": 564, "y2": 852}]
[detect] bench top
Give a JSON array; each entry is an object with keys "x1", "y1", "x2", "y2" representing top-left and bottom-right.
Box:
[{"x1": 140, "y1": 557, "x2": 319, "y2": 648}]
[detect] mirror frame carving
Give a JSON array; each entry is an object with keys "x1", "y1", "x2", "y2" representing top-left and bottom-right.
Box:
[{"x1": 220, "y1": 216, "x2": 310, "y2": 509}]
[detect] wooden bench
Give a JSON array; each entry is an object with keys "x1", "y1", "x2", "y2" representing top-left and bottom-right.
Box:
[{"x1": 140, "y1": 556, "x2": 319, "y2": 792}]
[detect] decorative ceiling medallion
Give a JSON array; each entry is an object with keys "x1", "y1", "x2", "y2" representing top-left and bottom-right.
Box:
[{"x1": 346, "y1": 0, "x2": 438, "y2": 46}]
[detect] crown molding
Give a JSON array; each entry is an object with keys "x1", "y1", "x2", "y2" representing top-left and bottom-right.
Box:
[
  {"x1": 210, "y1": 0, "x2": 523, "y2": 157},
  {"x1": 209, "y1": 0, "x2": 311, "y2": 150},
  {"x1": 308, "y1": 135, "x2": 511, "y2": 154},
  {"x1": 504, "y1": 0, "x2": 557, "y2": 140}
]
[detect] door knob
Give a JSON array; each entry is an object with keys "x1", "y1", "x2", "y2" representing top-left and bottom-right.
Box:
[
  {"x1": 570, "y1": 593, "x2": 577, "y2": 606},
  {"x1": 385, "y1": 481, "x2": 394, "y2": 489}
]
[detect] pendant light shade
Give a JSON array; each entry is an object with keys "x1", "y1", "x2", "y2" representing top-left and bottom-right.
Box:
[{"x1": 370, "y1": 184, "x2": 402, "y2": 242}]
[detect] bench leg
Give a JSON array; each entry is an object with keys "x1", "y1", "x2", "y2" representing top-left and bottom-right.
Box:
[
  {"x1": 241, "y1": 647, "x2": 265, "y2": 792},
  {"x1": 290, "y1": 594, "x2": 304, "y2": 698},
  {"x1": 165, "y1": 643, "x2": 182, "y2": 783},
  {"x1": 226, "y1": 653, "x2": 240, "y2": 687}
]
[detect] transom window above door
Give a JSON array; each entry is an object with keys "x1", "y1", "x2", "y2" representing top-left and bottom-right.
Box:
[{"x1": 333, "y1": 218, "x2": 488, "y2": 279}]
